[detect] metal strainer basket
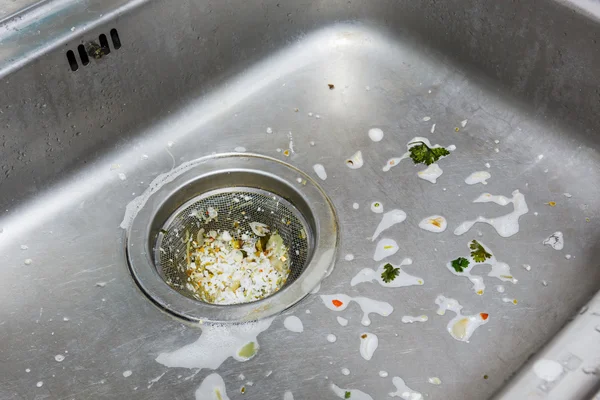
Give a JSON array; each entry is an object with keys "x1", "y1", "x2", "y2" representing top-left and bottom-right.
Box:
[{"x1": 154, "y1": 187, "x2": 312, "y2": 303}]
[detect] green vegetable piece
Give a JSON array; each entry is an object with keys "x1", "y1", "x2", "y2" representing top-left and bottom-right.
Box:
[
  {"x1": 238, "y1": 342, "x2": 257, "y2": 359},
  {"x1": 345, "y1": 391, "x2": 351, "y2": 399},
  {"x1": 408, "y1": 141, "x2": 450, "y2": 165},
  {"x1": 451, "y1": 257, "x2": 470, "y2": 273},
  {"x1": 381, "y1": 263, "x2": 400, "y2": 283},
  {"x1": 470, "y1": 240, "x2": 492, "y2": 263}
]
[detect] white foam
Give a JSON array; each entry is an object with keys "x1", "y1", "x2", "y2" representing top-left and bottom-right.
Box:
[
  {"x1": 417, "y1": 163, "x2": 443, "y2": 183},
  {"x1": 359, "y1": 333, "x2": 378, "y2": 360},
  {"x1": 372, "y1": 209, "x2": 407, "y2": 240},
  {"x1": 313, "y1": 164, "x2": 327, "y2": 180},
  {"x1": 320, "y1": 294, "x2": 393, "y2": 326},
  {"x1": 368, "y1": 128, "x2": 384, "y2": 142},
  {"x1": 331, "y1": 383, "x2": 374, "y2": 400},
  {"x1": 401, "y1": 315, "x2": 428, "y2": 324},
  {"x1": 435, "y1": 295, "x2": 489, "y2": 342},
  {"x1": 533, "y1": 359, "x2": 564, "y2": 382},
  {"x1": 454, "y1": 190, "x2": 529, "y2": 238},
  {"x1": 543, "y1": 231, "x2": 564, "y2": 250},
  {"x1": 373, "y1": 238, "x2": 399, "y2": 261},
  {"x1": 155, "y1": 318, "x2": 273, "y2": 370},
  {"x1": 445, "y1": 240, "x2": 517, "y2": 295},
  {"x1": 388, "y1": 376, "x2": 423, "y2": 399},
  {"x1": 283, "y1": 316, "x2": 304, "y2": 333},
  {"x1": 346, "y1": 151, "x2": 364, "y2": 169},
  {"x1": 351, "y1": 259, "x2": 423, "y2": 288},
  {"x1": 418, "y1": 215, "x2": 447, "y2": 233},
  {"x1": 465, "y1": 171, "x2": 491, "y2": 185},
  {"x1": 195, "y1": 373, "x2": 231, "y2": 400}
]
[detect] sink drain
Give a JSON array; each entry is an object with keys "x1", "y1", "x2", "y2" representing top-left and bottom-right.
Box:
[{"x1": 126, "y1": 153, "x2": 338, "y2": 323}]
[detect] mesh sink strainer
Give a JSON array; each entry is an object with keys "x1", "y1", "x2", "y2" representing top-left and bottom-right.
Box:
[
  {"x1": 126, "y1": 153, "x2": 338, "y2": 323},
  {"x1": 156, "y1": 187, "x2": 312, "y2": 303}
]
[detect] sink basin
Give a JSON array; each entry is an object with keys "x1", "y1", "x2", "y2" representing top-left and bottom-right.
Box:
[{"x1": 1, "y1": 1, "x2": 600, "y2": 399}]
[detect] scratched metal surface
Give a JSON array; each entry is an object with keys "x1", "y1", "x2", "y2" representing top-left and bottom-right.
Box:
[{"x1": 1, "y1": 1, "x2": 600, "y2": 399}]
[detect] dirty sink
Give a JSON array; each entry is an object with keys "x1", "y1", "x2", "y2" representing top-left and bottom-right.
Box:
[{"x1": 1, "y1": 0, "x2": 600, "y2": 399}]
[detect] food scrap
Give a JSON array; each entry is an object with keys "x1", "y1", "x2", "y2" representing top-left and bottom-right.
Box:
[
  {"x1": 332, "y1": 299, "x2": 344, "y2": 308},
  {"x1": 451, "y1": 257, "x2": 470, "y2": 273},
  {"x1": 470, "y1": 240, "x2": 492, "y2": 262},
  {"x1": 328, "y1": 84, "x2": 335, "y2": 90},
  {"x1": 381, "y1": 263, "x2": 400, "y2": 283},
  {"x1": 546, "y1": 201, "x2": 556, "y2": 207},
  {"x1": 184, "y1": 228, "x2": 290, "y2": 304},
  {"x1": 408, "y1": 141, "x2": 450, "y2": 165}
]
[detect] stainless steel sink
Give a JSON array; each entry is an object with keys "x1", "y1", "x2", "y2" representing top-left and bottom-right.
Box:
[{"x1": 1, "y1": 0, "x2": 600, "y2": 399}]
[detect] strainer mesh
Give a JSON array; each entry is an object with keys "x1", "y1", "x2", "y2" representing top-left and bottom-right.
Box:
[{"x1": 154, "y1": 188, "x2": 311, "y2": 301}]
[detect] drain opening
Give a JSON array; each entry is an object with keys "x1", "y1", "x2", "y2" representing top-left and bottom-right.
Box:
[
  {"x1": 110, "y1": 28, "x2": 122, "y2": 49},
  {"x1": 127, "y1": 154, "x2": 338, "y2": 323},
  {"x1": 156, "y1": 188, "x2": 311, "y2": 305},
  {"x1": 66, "y1": 50, "x2": 78, "y2": 71},
  {"x1": 77, "y1": 44, "x2": 90, "y2": 66}
]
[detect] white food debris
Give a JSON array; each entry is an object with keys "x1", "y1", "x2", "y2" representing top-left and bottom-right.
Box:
[
  {"x1": 54, "y1": 354, "x2": 65, "y2": 362},
  {"x1": 327, "y1": 334, "x2": 337, "y2": 343},
  {"x1": 522, "y1": 264, "x2": 531, "y2": 271},
  {"x1": 123, "y1": 370, "x2": 132, "y2": 377},
  {"x1": 20, "y1": 244, "x2": 28, "y2": 250},
  {"x1": 422, "y1": 116, "x2": 431, "y2": 121},
  {"x1": 430, "y1": 123, "x2": 436, "y2": 133},
  {"x1": 563, "y1": 193, "x2": 572, "y2": 198},
  {"x1": 24, "y1": 259, "x2": 33, "y2": 265},
  {"x1": 352, "y1": 203, "x2": 359, "y2": 209},
  {"x1": 185, "y1": 230, "x2": 290, "y2": 304},
  {"x1": 249, "y1": 222, "x2": 270, "y2": 237},
  {"x1": 266, "y1": 127, "x2": 273, "y2": 134},
  {"x1": 460, "y1": 119, "x2": 468, "y2": 128}
]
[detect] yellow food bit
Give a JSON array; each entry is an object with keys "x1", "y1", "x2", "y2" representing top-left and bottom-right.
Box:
[
  {"x1": 240, "y1": 387, "x2": 246, "y2": 394},
  {"x1": 513, "y1": 299, "x2": 518, "y2": 305},
  {"x1": 455, "y1": 127, "x2": 460, "y2": 132},
  {"x1": 383, "y1": 245, "x2": 394, "y2": 250},
  {"x1": 476, "y1": 290, "x2": 483, "y2": 295},
  {"x1": 586, "y1": 217, "x2": 591, "y2": 222},
  {"x1": 546, "y1": 201, "x2": 557, "y2": 207},
  {"x1": 418, "y1": 280, "x2": 423, "y2": 285},
  {"x1": 283, "y1": 149, "x2": 290, "y2": 157},
  {"x1": 429, "y1": 217, "x2": 443, "y2": 228}
]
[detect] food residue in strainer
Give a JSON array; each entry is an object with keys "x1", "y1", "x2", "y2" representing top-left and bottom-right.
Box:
[{"x1": 184, "y1": 228, "x2": 291, "y2": 304}]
